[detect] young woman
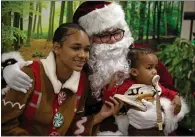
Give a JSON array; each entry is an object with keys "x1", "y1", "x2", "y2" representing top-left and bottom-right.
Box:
[{"x1": 1, "y1": 23, "x2": 123, "y2": 136}]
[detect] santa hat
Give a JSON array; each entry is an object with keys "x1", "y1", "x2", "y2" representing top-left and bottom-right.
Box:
[{"x1": 73, "y1": 1, "x2": 126, "y2": 36}]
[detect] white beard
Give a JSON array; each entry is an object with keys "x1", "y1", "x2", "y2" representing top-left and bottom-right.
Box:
[{"x1": 88, "y1": 29, "x2": 134, "y2": 99}]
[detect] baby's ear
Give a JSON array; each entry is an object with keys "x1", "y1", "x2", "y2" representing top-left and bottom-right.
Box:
[{"x1": 130, "y1": 68, "x2": 138, "y2": 77}]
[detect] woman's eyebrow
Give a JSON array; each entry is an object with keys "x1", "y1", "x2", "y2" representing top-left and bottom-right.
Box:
[
  {"x1": 71, "y1": 43, "x2": 82, "y2": 46},
  {"x1": 71, "y1": 43, "x2": 91, "y2": 47}
]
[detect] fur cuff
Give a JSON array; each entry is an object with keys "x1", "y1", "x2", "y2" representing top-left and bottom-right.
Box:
[
  {"x1": 97, "y1": 130, "x2": 123, "y2": 136},
  {"x1": 114, "y1": 114, "x2": 129, "y2": 135},
  {"x1": 175, "y1": 97, "x2": 189, "y2": 121},
  {"x1": 2, "y1": 51, "x2": 24, "y2": 63},
  {"x1": 2, "y1": 86, "x2": 10, "y2": 95},
  {"x1": 160, "y1": 97, "x2": 189, "y2": 135}
]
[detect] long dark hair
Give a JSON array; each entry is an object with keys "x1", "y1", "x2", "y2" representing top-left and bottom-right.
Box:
[{"x1": 53, "y1": 23, "x2": 88, "y2": 46}]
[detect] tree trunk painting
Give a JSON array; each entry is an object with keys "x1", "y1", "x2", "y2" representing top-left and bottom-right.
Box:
[
  {"x1": 27, "y1": 2, "x2": 34, "y2": 45},
  {"x1": 157, "y1": 2, "x2": 162, "y2": 42},
  {"x1": 138, "y1": 1, "x2": 146, "y2": 42},
  {"x1": 33, "y1": 3, "x2": 38, "y2": 33},
  {"x1": 47, "y1": 1, "x2": 55, "y2": 41},
  {"x1": 152, "y1": 2, "x2": 157, "y2": 39},
  {"x1": 37, "y1": 2, "x2": 42, "y2": 38},
  {"x1": 66, "y1": 1, "x2": 73, "y2": 22},
  {"x1": 20, "y1": 16, "x2": 23, "y2": 44},
  {"x1": 164, "y1": 2, "x2": 168, "y2": 36},
  {"x1": 13, "y1": 12, "x2": 20, "y2": 50},
  {"x1": 146, "y1": 1, "x2": 151, "y2": 41},
  {"x1": 59, "y1": 1, "x2": 65, "y2": 25},
  {"x1": 176, "y1": 2, "x2": 180, "y2": 35},
  {"x1": 180, "y1": 1, "x2": 184, "y2": 32},
  {"x1": 129, "y1": 2, "x2": 135, "y2": 27}
]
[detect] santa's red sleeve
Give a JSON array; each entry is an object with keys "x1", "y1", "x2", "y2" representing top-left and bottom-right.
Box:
[
  {"x1": 103, "y1": 79, "x2": 135, "y2": 101},
  {"x1": 159, "y1": 83, "x2": 178, "y2": 101}
]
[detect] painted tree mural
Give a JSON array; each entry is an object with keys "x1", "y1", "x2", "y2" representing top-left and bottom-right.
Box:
[
  {"x1": 1, "y1": 1, "x2": 186, "y2": 50},
  {"x1": 1, "y1": 1, "x2": 194, "y2": 130}
]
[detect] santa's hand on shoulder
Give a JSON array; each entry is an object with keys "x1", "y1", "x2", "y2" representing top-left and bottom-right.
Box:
[
  {"x1": 127, "y1": 99, "x2": 165, "y2": 129},
  {"x1": 3, "y1": 61, "x2": 33, "y2": 94}
]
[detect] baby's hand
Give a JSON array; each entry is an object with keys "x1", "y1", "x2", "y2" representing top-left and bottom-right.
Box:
[{"x1": 172, "y1": 95, "x2": 181, "y2": 115}]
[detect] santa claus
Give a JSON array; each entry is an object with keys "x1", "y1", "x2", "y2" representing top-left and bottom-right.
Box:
[{"x1": 73, "y1": 1, "x2": 133, "y2": 101}]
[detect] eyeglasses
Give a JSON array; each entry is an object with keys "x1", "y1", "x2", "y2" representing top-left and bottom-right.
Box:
[{"x1": 93, "y1": 29, "x2": 125, "y2": 43}]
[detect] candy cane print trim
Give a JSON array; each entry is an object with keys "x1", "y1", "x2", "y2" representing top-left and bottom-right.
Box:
[
  {"x1": 74, "y1": 116, "x2": 87, "y2": 135},
  {"x1": 2, "y1": 99, "x2": 25, "y2": 109}
]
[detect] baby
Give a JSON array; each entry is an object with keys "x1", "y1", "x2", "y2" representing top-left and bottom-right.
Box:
[{"x1": 104, "y1": 47, "x2": 188, "y2": 135}]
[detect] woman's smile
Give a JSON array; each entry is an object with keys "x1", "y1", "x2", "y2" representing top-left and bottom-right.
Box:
[{"x1": 74, "y1": 60, "x2": 86, "y2": 67}]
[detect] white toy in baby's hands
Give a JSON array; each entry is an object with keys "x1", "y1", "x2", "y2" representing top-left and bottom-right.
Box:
[
  {"x1": 114, "y1": 75, "x2": 161, "y2": 112},
  {"x1": 114, "y1": 93, "x2": 148, "y2": 111}
]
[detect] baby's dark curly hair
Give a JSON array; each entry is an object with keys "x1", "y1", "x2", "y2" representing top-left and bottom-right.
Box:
[{"x1": 127, "y1": 47, "x2": 155, "y2": 68}]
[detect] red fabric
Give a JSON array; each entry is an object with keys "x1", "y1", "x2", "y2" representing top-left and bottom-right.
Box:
[
  {"x1": 103, "y1": 79, "x2": 177, "y2": 101},
  {"x1": 79, "y1": 2, "x2": 111, "y2": 12},
  {"x1": 47, "y1": 95, "x2": 58, "y2": 135},
  {"x1": 23, "y1": 61, "x2": 41, "y2": 132},
  {"x1": 158, "y1": 83, "x2": 178, "y2": 101},
  {"x1": 103, "y1": 79, "x2": 135, "y2": 101},
  {"x1": 133, "y1": 43, "x2": 149, "y2": 49},
  {"x1": 32, "y1": 62, "x2": 41, "y2": 92},
  {"x1": 73, "y1": 1, "x2": 111, "y2": 23},
  {"x1": 76, "y1": 71, "x2": 86, "y2": 108},
  {"x1": 30, "y1": 94, "x2": 39, "y2": 105},
  {"x1": 157, "y1": 61, "x2": 176, "y2": 91}
]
